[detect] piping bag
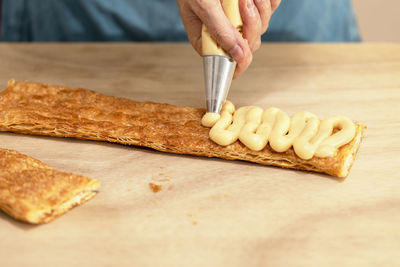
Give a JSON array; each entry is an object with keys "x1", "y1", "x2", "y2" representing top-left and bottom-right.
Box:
[{"x1": 201, "y1": 0, "x2": 243, "y2": 117}]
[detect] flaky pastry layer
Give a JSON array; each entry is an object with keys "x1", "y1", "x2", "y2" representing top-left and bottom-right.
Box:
[
  {"x1": 0, "y1": 147, "x2": 100, "y2": 224},
  {"x1": 0, "y1": 80, "x2": 364, "y2": 177}
]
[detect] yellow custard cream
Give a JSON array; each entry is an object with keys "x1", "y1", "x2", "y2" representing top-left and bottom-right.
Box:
[{"x1": 202, "y1": 101, "x2": 356, "y2": 160}]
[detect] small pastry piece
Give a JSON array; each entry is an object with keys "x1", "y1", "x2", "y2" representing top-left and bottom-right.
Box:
[
  {"x1": 0, "y1": 148, "x2": 100, "y2": 224},
  {"x1": 0, "y1": 80, "x2": 364, "y2": 177}
]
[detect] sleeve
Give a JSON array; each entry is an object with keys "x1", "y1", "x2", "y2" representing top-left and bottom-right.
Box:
[
  {"x1": 263, "y1": 0, "x2": 361, "y2": 42},
  {"x1": 0, "y1": 0, "x2": 187, "y2": 42}
]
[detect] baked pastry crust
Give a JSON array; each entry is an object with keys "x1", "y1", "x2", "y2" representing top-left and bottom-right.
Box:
[
  {"x1": 0, "y1": 80, "x2": 364, "y2": 178},
  {"x1": 0, "y1": 147, "x2": 100, "y2": 224}
]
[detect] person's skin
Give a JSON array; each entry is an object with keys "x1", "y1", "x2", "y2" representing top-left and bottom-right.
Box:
[{"x1": 177, "y1": 0, "x2": 281, "y2": 78}]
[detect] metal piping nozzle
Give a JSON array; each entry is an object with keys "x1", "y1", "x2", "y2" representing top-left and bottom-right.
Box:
[{"x1": 203, "y1": 55, "x2": 236, "y2": 114}]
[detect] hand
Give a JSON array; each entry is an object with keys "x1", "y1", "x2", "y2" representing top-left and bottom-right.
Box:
[{"x1": 177, "y1": 0, "x2": 281, "y2": 78}]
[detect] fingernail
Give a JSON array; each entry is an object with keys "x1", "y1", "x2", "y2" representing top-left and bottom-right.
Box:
[
  {"x1": 247, "y1": 0, "x2": 256, "y2": 16},
  {"x1": 247, "y1": 0, "x2": 255, "y2": 8},
  {"x1": 229, "y1": 44, "x2": 244, "y2": 61}
]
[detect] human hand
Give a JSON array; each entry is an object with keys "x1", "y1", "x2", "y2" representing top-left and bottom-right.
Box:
[{"x1": 177, "y1": 0, "x2": 281, "y2": 78}]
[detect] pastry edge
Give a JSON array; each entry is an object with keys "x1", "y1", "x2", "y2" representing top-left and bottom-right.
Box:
[
  {"x1": 1, "y1": 180, "x2": 100, "y2": 224},
  {"x1": 0, "y1": 123, "x2": 364, "y2": 179},
  {"x1": 27, "y1": 181, "x2": 100, "y2": 224}
]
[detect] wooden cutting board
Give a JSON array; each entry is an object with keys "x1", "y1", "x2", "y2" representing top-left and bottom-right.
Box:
[{"x1": 0, "y1": 43, "x2": 399, "y2": 267}]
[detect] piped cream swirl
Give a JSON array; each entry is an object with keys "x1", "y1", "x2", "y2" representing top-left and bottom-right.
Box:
[{"x1": 202, "y1": 101, "x2": 356, "y2": 160}]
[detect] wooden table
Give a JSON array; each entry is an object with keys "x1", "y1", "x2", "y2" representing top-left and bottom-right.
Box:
[{"x1": 0, "y1": 43, "x2": 399, "y2": 267}]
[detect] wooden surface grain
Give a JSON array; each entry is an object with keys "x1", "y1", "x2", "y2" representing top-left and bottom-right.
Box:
[{"x1": 0, "y1": 43, "x2": 399, "y2": 267}]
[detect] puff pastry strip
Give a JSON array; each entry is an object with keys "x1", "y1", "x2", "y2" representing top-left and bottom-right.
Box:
[
  {"x1": 0, "y1": 80, "x2": 364, "y2": 178},
  {"x1": 0, "y1": 148, "x2": 100, "y2": 224}
]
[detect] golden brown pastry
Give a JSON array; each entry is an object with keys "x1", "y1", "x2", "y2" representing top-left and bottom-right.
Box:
[
  {"x1": 0, "y1": 148, "x2": 100, "y2": 224},
  {"x1": 0, "y1": 80, "x2": 364, "y2": 177}
]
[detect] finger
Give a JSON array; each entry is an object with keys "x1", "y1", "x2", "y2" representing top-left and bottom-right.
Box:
[
  {"x1": 189, "y1": 0, "x2": 253, "y2": 78},
  {"x1": 270, "y1": 0, "x2": 281, "y2": 13},
  {"x1": 233, "y1": 40, "x2": 253, "y2": 79},
  {"x1": 239, "y1": 0, "x2": 262, "y2": 52},
  {"x1": 177, "y1": 1, "x2": 203, "y2": 55},
  {"x1": 181, "y1": 11, "x2": 203, "y2": 55},
  {"x1": 253, "y1": 0, "x2": 272, "y2": 34},
  {"x1": 193, "y1": 0, "x2": 246, "y2": 63}
]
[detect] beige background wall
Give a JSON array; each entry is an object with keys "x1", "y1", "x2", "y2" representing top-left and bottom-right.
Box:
[{"x1": 353, "y1": 0, "x2": 400, "y2": 42}]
